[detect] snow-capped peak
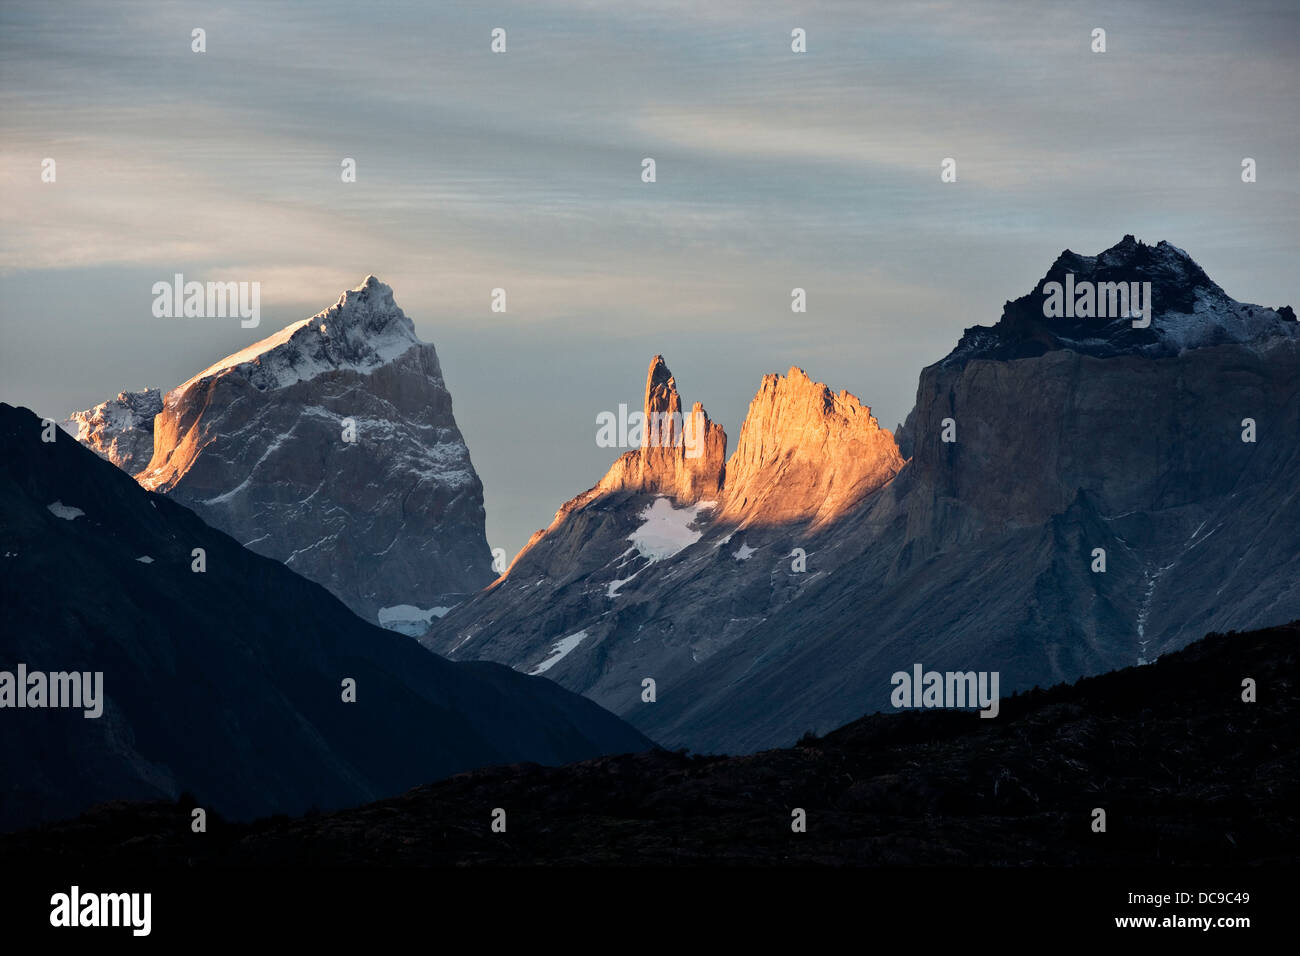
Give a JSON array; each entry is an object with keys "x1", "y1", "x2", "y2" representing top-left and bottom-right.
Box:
[
  {"x1": 946, "y1": 236, "x2": 1298, "y2": 363},
  {"x1": 60, "y1": 388, "x2": 162, "y2": 474},
  {"x1": 62, "y1": 388, "x2": 161, "y2": 442},
  {"x1": 170, "y1": 276, "x2": 422, "y2": 402}
]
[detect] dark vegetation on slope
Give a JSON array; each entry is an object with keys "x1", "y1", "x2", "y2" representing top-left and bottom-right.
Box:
[{"x1": 5, "y1": 620, "x2": 1294, "y2": 866}]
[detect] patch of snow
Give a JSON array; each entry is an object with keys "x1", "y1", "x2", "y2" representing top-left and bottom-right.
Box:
[
  {"x1": 62, "y1": 388, "x2": 161, "y2": 443},
  {"x1": 377, "y1": 604, "x2": 452, "y2": 637},
  {"x1": 201, "y1": 477, "x2": 253, "y2": 507},
  {"x1": 1135, "y1": 560, "x2": 1177, "y2": 665},
  {"x1": 733, "y1": 542, "x2": 757, "y2": 560},
  {"x1": 135, "y1": 556, "x2": 154, "y2": 564},
  {"x1": 627, "y1": 496, "x2": 710, "y2": 562},
  {"x1": 285, "y1": 535, "x2": 337, "y2": 566},
  {"x1": 529, "y1": 631, "x2": 589, "y2": 675},
  {"x1": 180, "y1": 319, "x2": 311, "y2": 391},
  {"x1": 47, "y1": 501, "x2": 84, "y2": 520},
  {"x1": 1155, "y1": 291, "x2": 1299, "y2": 355}
]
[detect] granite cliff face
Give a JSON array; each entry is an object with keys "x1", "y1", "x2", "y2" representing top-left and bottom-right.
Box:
[
  {"x1": 429, "y1": 237, "x2": 1300, "y2": 754},
  {"x1": 898, "y1": 236, "x2": 1300, "y2": 545},
  {"x1": 72, "y1": 277, "x2": 494, "y2": 627},
  {"x1": 721, "y1": 366, "x2": 903, "y2": 527},
  {"x1": 592, "y1": 355, "x2": 727, "y2": 505}
]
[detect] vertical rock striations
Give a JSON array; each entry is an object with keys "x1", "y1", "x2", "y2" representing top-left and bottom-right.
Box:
[{"x1": 721, "y1": 366, "x2": 903, "y2": 527}]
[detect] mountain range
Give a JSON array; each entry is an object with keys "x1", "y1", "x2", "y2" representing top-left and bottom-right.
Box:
[
  {"x1": 56, "y1": 237, "x2": 1300, "y2": 759},
  {"x1": 423, "y1": 236, "x2": 1300, "y2": 753}
]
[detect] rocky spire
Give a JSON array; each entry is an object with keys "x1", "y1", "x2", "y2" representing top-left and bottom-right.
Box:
[{"x1": 594, "y1": 355, "x2": 727, "y2": 503}]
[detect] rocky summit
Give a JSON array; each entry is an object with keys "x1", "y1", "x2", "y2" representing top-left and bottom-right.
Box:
[
  {"x1": 427, "y1": 237, "x2": 1300, "y2": 755},
  {"x1": 68, "y1": 277, "x2": 494, "y2": 629},
  {"x1": 592, "y1": 355, "x2": 727, "y2": 506},
  {"x1": 943, "y1": 235, "x2": 1299, "y2": 364},
  {"x1": 61, "y1": 388, "x2": 162, "y2": 475},
  {"x1": 720, "y1": 366, "x2": 904, "y2": 527}
]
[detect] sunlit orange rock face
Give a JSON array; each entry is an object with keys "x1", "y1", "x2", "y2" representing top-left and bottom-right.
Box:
[
  {"x1": 499, "y1": 356, "x2": 900, "y2": 584},
  {"x1": 497, "y1": 355, "x2": 727, "y2": 581},
  {"x1": 595, "y1": 355, "x2": 727, "y2": 504},
  {"x1": 720, "y1": 366, "x2": 904, "y2": 527}
]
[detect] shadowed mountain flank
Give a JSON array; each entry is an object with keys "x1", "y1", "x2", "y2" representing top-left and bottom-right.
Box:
[
  {"x1": 5, "y1": 622, "x2": 1294, "y2": 866},
  {"x1": 0, "y1": 402, "x2": 652, "y2": 833}
]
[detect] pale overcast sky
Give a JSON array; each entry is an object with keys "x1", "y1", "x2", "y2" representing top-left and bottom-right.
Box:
[{"x1": 2, "y1": 0, "x2": 1297, "y2": 559}]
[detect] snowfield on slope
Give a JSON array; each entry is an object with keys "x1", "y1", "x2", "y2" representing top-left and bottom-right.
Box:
[
  {"x1": 627, "y1": 497, "x2": 714, "y2": 562},
  {"x1": 529, "y1": 631, "x2": 590, "y2": 675}
]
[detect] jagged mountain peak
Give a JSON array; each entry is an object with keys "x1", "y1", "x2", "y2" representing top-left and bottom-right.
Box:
[
  {"x1": 594, "y1": 355, "x2": 727, "y2": 503},
  {"x1": 757, "y1": 365, "x2": 871, "y2": 412},
  {"x1": 490, "y1": 355, "x2": 727, "y2": 585},
  {"x1": 329, "y1": 274, "x2": 405, "y2": 327},
  {"x1": 721, "y1": 365, "x2": 902, "y2": 526},
  {"x1": 60, "y1": 387, "x2": 162, "y2": 474},
  {"x1": 1048, "y1": 235, "x2": 1222, "y2": 304},
  {"x1": 643, "y1": 354, "x2": 683, "y2": 437},
  {"x1": 110, "y1": 276, "x2": 492, "y2": 622},
  {"x1": 646, "y1": 353, "x2": 672, "y2": 388},
  {"x1": 948, "y1": 236, "x2": 1298, "y2": 364},
  {"x1": 170, "y1": 276, "x2": 420, "y2": 401}
]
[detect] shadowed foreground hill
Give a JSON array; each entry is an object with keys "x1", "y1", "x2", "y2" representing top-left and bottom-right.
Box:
[
  {"x1": 5, "y1": 621, "x2": 1295, "y2": 866},
  {"x1": 0, "y1": 403, "x2": 651, "y2": 833}
]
